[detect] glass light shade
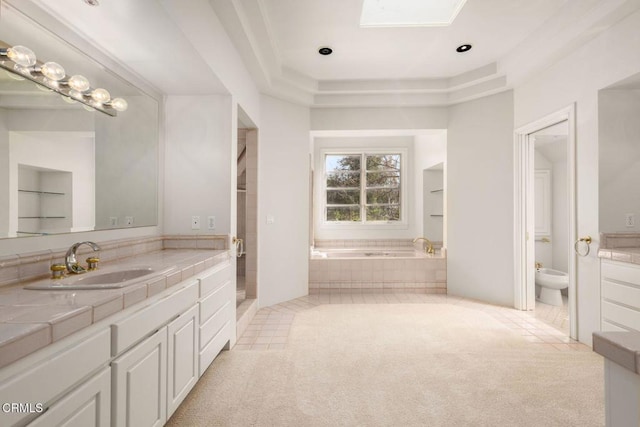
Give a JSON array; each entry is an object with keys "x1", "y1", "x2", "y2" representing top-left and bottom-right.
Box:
[
  {"x1": 69, "y1": 89, "x2": 85, "y2": 100},
  {"x1": 61, "y1": 95, "x2": 77, "y2": 104},
  {"x1": 110, "y1": 98, "x2": 128, "y2": 111},
  {"x1": 83, "y1": 104, "x2": 96, "y2": 112},
  {"x1": 6, "y1": 45, "x2": 36, "y2": 67},
  {"x1": 40, "y1": 62, "x2": 65, "y2": 81},
  {"x1": 91, "y1": 88, "x2": 110, "y2": 103},
  {"x1": 68, "y1": 75, "x2": 90, "y2": 92}
]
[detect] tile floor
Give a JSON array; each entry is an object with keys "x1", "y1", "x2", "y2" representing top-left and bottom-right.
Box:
[
  {"x1": 234, "y1": 289, "x2": 587, "y2": 352},
  {"x1": 534, "y1": 295, "x2": 569, "y2": 335}
]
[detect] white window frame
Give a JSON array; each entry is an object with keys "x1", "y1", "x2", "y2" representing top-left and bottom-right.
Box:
[{"x1": 320, "y1": 148, "x2": 408, "y2": 229}]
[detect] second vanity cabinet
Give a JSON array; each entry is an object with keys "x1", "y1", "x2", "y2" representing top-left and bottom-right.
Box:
[
  {"x1": 0, "y1": 254, "x2": 234, "y2": 427},
  {"x1": 601, "y1": 259, "x2": 640, "y2": 332}
]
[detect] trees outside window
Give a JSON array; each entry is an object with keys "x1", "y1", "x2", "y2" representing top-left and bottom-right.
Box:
[{"x1": 325, "y1": 153, "x2": 401, "y2": 223}]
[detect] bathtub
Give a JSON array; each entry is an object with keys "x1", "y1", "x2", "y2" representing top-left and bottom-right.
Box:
[
  {"x1": 311, "y1": 248, "x2": 430, "y2": 259},
  {"x1": 309, "y1": 247, "x2": 446, "y2": 292}
]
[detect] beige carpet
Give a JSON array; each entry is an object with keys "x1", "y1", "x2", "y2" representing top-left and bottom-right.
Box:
[{"x1": 167, "y1": 304, "x2": 604, "y2": 426}]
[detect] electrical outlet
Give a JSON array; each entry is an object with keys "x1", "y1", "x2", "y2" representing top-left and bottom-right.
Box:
[
  {"x1": 125, "y1": 216, "x2": 134, "y2": 226},
  {"x1": 110, "y1": 217, "x2": 118, "y2": 227},
  {"x1": 625, "y1": 213, "x2": 635, "y2": 227},
  {"x1": 266, "y1": 215, "x2": 275, "y2": 224},
  {"x1": 208, "y1": 216, "x2": 216, "y2": 230},
  {"x1": 191, "y1": 216, "x2": 200, "y2": 230}
]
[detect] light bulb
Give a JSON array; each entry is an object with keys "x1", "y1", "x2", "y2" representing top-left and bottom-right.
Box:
[
  {"x1": 68, "y1": 75, "x2": 90, "y2": 92},
  {"x1": 110, "y1": 98, "x2": 128, "y2": 111},
  {"x1": 61, "y1": 95, "x2": 77, "y2": 104},
  {"x1": 69, "y1": 89, "x2": 85, "y2": 100},
  {"x1": 90, "y1": 88, "x2": 110, "y2": 103},
  {"x1": 40, "y1": 62, "x2": 65, "y2": 81},
  {"x1": 6, "y1": 45, "x2": 36, "y2": 67}
]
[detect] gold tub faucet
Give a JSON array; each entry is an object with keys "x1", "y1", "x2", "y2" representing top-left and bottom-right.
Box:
[{"x1": 413, "y1": 237, "x2": 435, "y2": 255}]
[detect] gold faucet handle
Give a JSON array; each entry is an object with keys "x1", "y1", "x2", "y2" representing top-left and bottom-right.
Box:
[
  {"x1": 86, "y1": 257, "x2": 100, "y2": 271},
  {"x1": 50, "y1": 263, "x2": 66, "y2": 279}
]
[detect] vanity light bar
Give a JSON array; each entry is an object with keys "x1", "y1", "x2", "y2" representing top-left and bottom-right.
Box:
[{"x1": 0, "y1": 41, "x2": 127, "y2": 116}]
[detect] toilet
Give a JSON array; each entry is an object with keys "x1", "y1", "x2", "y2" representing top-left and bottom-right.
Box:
[{"x1": 535, "y1": 268, "x2": 568, "y2": 306}]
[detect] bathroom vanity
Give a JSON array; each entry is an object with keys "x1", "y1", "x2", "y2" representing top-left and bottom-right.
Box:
[
  {"x1": 598, "y1": 234, "x2": 640, "y2": 332},
  {"x1": 0, "y1": 242, "x2": 234, "y2": 427}
]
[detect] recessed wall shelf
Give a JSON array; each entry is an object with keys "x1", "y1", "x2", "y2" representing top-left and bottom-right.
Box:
[
  {"x1": 430, "y1": 214, "x2": 444, "y2": 217},
  {"x1": 18, "y1": 189, "x2": 65, "y2": 195},
  {"x1": 430, "y1": 189, "x2": 444, "y2": 193}
]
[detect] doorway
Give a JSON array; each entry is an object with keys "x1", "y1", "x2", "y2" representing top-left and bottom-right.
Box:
[{"x1": 514, "y1": 105, "x2": 578, "y2": 340}]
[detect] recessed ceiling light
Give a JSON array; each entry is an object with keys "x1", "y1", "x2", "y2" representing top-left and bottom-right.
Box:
[
  {"x1": 318, "y1": 47, "x2": 333, "y2": 56},
  {"x1": 456, "y1": 44, "x2": 472, "y2": 53},
  {"x1": 360, "y1": 0, "x2": 467, "y2": 27},
  {"x1": 83, "y1": 0, "x2": 100, "y2": 6}
]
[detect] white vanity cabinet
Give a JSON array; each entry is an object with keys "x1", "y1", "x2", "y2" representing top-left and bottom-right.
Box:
[
  {"x1": 0, "y1": 255, "x2": 234, "y2": 427},
  {"x1": 198, "y1": 262, "x2": 234, "y2": 376},
  {"x1": 0, "y1": 329, "x2": 111, "y2": 427},
  {"x1": 28, "y1": 367, "x2": 111, "y2": 427},
  {"x1": 166, "y1": 304, "x2": 199, "y2": 418},
  {"x1": 601, "y1": 260, "x2": 640, "y2": 332},
  {"x1": 112, "y1": 328, "x2": 168, "y2": 427}
]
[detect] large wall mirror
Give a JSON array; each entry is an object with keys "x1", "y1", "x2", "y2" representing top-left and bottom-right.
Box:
[
  {"x1": 0, "y1": 4, "x2": 159, "y2": 238},
  {"x1": 598, "y1": 72, "x2": 640, "y2": 233}
]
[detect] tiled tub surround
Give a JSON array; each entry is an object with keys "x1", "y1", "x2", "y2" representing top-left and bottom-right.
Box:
[
  {"x1": 309, "y1": 244, "x2": 446, "y2": 292},
  {"x1": 0, "y1": 236, "x2": 229, "y2": 369}
]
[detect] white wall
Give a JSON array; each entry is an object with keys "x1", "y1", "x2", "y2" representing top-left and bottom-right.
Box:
[
  {"x1": 258, "y1": 95, "x2": 310, "y2": 307},
  {"x1": 599, "y1": 89, "x2": 640, "y2": 232},
  {"x1": 447, "y1": 91, "x2": 515, "y2": 306},
  {"x1": 514, "y1": 8, "x2": 640, "y2": 345},
  {"x1": 164, "y1": 95, "x2": 233, "y2": 235},
  {"x1": 312, "y1": 107, "x2": 448, "y2": 131}
]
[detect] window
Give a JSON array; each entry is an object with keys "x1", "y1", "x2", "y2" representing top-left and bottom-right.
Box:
[{"x1": 324, "y1": 152, "x2": 402, "y2": 223}]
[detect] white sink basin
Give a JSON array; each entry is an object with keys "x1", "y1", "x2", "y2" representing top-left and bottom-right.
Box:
[{"x1": 25, "y1": 267, "x2": 167, "y2": 290}]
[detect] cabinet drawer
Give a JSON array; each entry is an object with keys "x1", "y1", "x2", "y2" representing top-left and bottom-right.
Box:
[
  {"x1": 199, "y1": 262, "x2": 231, "y2": 298},
  {"x1": 602, "y1": 301, "x2": 640, "y2": 332},
  {"x1": 199, "y1": 281, "x2": 231, "y2": 325},
  {"x1": 199, "y1": 321, "x2": 230, "y2": 377},
  {"x1": 111, "y1": 281, "x2": 198, "y2": 356},
  {"x1": 601, "y1": 261, "x2": 640, "y2": 286},
  {"x1": 200, "y1": 300, "x2": 231, "y2": 351},
  {"x1": 28, "y1": 367, "x2": 110, "y2": 427},
  {"x1": 602, "y1": 279, "x2": 640, "y2": 309},
  {"x1": 601, "y1": 320, "x2": 631, "y2": 332},
  {"x1": 0, "y1": 329, "x2": 110, "y2": 427}
]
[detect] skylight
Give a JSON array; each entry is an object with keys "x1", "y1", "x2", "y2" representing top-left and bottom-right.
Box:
[{"x1": 360, "y1": 0, "x2": 468, "y2": 27}]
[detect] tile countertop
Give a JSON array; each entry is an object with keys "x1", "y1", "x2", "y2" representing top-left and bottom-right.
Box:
[
  {"x1": 593, "y1": 331, "x2": 640, "y2": 374},
  {"x1": 597, "y1": 247, "x2": 640, "y2": 265},
  {"x1": 0, "y1": 249, "x2": 229, "y2": 369}
]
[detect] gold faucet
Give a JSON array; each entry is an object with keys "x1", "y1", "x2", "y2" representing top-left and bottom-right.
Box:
[
  {"x1": 535, "y1": 262, "x2": 543, "y2": 270},
  {"x1": 413, "y1": 237, "x2": 435, "y2": 255}
]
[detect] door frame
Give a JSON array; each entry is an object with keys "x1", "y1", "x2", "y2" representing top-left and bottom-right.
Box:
[{"x1": 514, "y1": 104, "x2": 577, "y2": 339}]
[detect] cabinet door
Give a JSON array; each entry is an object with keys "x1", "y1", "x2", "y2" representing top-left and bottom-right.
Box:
[
  {"x1": 28, "y1": 367, "x2": 110, "y2": 427},
  {"x1": 112, "y1": 329, "x2": 167, "y2": 427},
  {"x1": 167, "y1": 304, "x2": 199, "y2": 418}
]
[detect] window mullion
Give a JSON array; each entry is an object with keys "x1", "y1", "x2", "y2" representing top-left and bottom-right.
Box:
[{"x1": 361, "y1": 153, "x2": 366, "y2": 223}]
